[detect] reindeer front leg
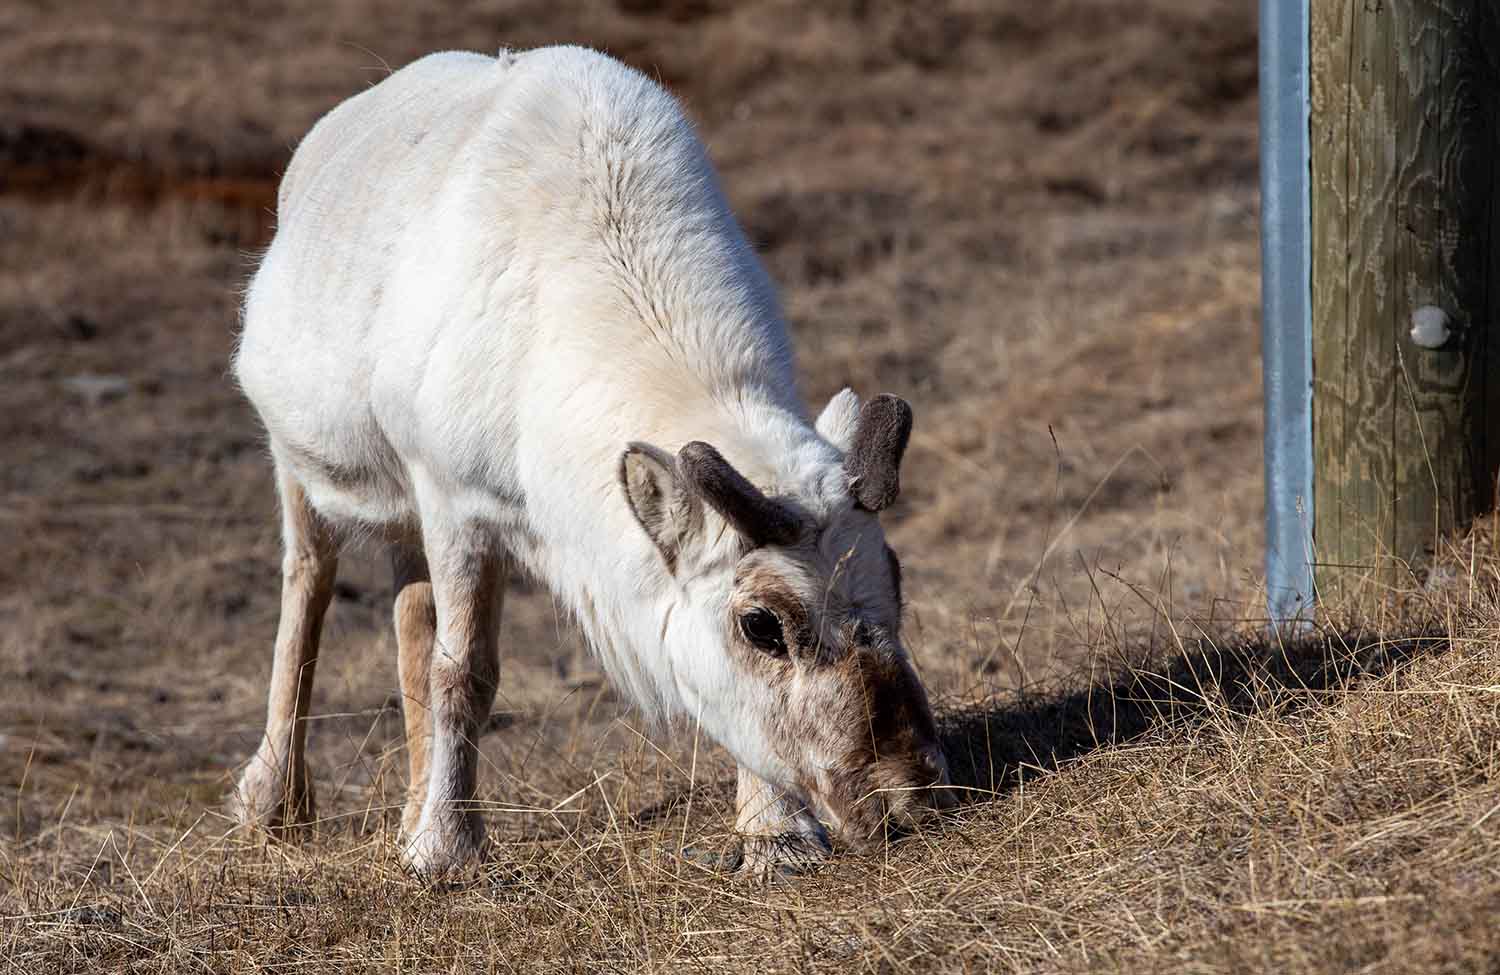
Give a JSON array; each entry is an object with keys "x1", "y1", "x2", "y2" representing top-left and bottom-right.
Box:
[
  {"x1": 732, "y1": 766, "x2": 832, "y2": 878},
  {"x1": 401, "y1": 518, "x2": 507, "y2": 876}
]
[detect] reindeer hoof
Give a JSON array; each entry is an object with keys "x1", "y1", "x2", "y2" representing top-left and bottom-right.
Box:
[
  {"x1": 401, "y1": 815, "x2": 486, "y2": 877},
  {"x1": 230, "y1": 760, "x2": 315, "y2": 835},
  {"x1": 736, "y1": 832, "x2": 832, "y2": 881}
]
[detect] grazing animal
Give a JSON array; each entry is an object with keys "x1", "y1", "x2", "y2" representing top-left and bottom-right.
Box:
[{"x1": 230, "y1": 44, "x2": 952, "y2": 876}]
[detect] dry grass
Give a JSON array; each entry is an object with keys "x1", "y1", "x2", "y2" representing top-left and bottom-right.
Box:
[
  {"x1": 5, "y1": 540, "x2": 1499, "y2": 973},
  {"x1": 9, "y1": 1, "x2": 1497, "y2": 972}
]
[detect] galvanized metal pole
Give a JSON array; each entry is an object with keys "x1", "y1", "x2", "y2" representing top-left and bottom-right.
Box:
[{"x1": 1259, "y1": 0, "x2": 1315, "y2": 621}]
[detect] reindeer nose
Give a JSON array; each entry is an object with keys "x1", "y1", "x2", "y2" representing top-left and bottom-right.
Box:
[
  {"x1": 918, "y1": 748, "x2": 945, "y2": 784},
  {"x1": 919, "y1": 748, "x2": 958, "y2": 811}
]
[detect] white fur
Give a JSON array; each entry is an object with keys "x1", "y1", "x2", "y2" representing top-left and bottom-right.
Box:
[
  {"x1": 234, "y1": 46, "x2": 858, "y2": 839},
  {"x1": 814, "y1": 388, "x2": 862, "y2": 452}
]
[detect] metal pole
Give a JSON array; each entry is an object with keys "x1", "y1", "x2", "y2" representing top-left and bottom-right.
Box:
[{"x1": 1259, "y1": 0, "x2": 1315, "y2": 621}]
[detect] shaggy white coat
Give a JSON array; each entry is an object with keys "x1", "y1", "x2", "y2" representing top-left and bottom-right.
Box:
[{"x1": 236, "y1": 46, "x2": 860, "y2": 784}]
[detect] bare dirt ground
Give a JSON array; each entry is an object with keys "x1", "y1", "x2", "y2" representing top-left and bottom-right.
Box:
[{"x1": 4, "y1": 1, "x2": 1496, "y2": 972}]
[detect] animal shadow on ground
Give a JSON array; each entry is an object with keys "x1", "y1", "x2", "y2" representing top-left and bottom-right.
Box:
[{"x1": 937, "y1": 627, "x2": 1447, "y2": 799}]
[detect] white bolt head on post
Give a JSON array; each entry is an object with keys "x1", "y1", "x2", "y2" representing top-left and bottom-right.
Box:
[{"x1": 1409, "y1": 305, "x2": 1451, "y2": 349}]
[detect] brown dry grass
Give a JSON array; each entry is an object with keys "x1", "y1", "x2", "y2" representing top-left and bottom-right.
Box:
[
  {"x1": 7, "y1": 1, "x2": 1496, "y2": 972},
  {"x1": 7, "y1": 546, "x2": 1499, "y2": 973}
]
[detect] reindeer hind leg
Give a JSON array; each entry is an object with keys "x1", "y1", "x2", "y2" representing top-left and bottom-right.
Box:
[{"x1": 232, "y1": 462, "x2": 339, "y2": 833}]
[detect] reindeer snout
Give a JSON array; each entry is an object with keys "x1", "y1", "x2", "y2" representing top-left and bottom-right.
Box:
[
  {"x1": 919, "y1": 746, "x2": 957, "y2": 812},
  {"x1": 871, "y1": 748, "x2": 956, "y2": 839},
  {"x1": 918, "y1": 749, "x2": 943, "y2": 782}
]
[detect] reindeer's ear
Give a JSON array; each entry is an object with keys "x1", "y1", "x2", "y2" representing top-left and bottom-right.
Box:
[
  {"x1": 620, "y1": 442, "x2": 702, "y2": 573},
  {"x1": 815, "y1": 387, "x2": 862, "y2": 453}
]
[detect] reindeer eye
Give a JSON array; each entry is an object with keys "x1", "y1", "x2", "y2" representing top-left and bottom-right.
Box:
[{"x1": 739, "y1": 608, "x2": 787, "y2": 655}]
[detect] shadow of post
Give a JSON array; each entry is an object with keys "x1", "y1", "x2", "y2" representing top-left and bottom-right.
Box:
[{"x1": 937, "y1": 627, "x2": 1449, "y2": 800}]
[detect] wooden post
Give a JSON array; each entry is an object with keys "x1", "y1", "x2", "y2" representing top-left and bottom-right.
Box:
[{"x1": 1309, "y1": 0, "x2": 1500, "y2": 598}]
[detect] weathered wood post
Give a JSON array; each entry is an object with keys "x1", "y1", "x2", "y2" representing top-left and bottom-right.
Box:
[{"x1": 1308, "y1": 0, "x2": 1500, "y2": 599}]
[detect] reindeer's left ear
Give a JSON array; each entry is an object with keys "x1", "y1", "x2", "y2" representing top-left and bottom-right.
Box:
[
  {"x1": 620, "y1": 442, "x2": 703, "y2": 573},
  {"x1": 815, "y1": 387, "x2": 862, "y2": 453}
]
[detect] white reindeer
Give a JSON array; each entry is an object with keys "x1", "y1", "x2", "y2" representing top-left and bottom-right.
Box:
[{"x1": 230, "y1": 44, "x2": 952, "y2": 876}]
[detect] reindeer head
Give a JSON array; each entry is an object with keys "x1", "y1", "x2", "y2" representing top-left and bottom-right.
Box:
[{"x1": 620, "y1": 391, "x2": 953, "y2": 852}]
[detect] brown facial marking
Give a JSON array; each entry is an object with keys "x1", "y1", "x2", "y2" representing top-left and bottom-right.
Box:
[
  {"x1": 732, "y1": 561, "x2": 814, "y2": 659},
  {"x1": 846, "y1": 651, "x2": 938, "y2": 765},
  {"x1": 818, "y1": 643, "x2": 945, "y2": 844},
  {"x1": 729, "y1": 516, "x2": 944, "y2": 848}
]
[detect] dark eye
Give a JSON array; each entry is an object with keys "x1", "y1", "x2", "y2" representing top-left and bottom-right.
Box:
[{"x1": 739, "y1": 608, "x2": 787, "y2": 655}]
